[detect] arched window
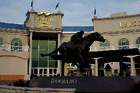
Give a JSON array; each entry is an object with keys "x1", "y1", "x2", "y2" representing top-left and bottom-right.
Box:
[
  {"x1": 0, "y1": 37, "x2": 3, "y2": 48},
  {"x1": 136, "y1": 37, "x2": 140, "y2": 48},
  {"x1": 100, "y1": 40, "x2": 110, "y2": 49},
  {"x1": 11, "y1": 38, "x2": 22, "y2": 52},
  {"x1": 119, "y1": 38, "x2": 129, "y2": 49}
]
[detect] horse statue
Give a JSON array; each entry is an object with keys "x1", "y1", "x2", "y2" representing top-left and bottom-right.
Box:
[
  {"x1": 41, "y1": 30, "x2": 85, "y2": 63},
  {"x1": 41, "y1": 31, "x2": 105, "y2": 75}
]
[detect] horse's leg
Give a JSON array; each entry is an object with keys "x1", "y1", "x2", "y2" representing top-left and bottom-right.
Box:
[
  {"x1": 77, "y1": 54, "x2": 87, "y2": 73},
  {"x1": 81, "y1": 48, "x2": 92, "y2": 76},
  {"x1": 78, "y1": 54, "x2": 91, "y2": 76}
]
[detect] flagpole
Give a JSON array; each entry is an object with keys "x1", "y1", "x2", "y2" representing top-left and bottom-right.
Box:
[
  {"x1": 55, "y1": 2, "x2": 60, "y2": 11},
  {"x1": 31, "y1": 0, "x2": 34, "y2": 11},
  {"x1": 93, "y1": 8, "x2": 97, "y2": 19},
  {"x1": 94, "y1": 8, "x2": 96, "y2": 16}
]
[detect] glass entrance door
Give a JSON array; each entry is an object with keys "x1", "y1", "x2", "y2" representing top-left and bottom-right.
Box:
[{"x1": 32, "y1": 36, "x2": 58, "y2": 76}]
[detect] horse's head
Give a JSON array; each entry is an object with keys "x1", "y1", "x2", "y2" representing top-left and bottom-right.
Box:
[
  {"x1": 83, "y1": 32, "x2": 105, "y2": 49},
  {"x1": 93, "y1": 32, "x2": 105, "y2": 42}
]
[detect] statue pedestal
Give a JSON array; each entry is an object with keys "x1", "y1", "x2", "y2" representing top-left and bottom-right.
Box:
[{"x1": 29, "y1": 76, "x2": 135, "y2": 93}]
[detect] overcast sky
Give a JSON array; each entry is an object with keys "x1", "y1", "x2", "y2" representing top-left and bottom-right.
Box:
[{"x1": 0, "y1": 0, "x2": 140, "y2": 26}]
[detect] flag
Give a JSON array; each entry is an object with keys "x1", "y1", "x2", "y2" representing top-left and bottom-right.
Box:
[
  {"x1": 31, "y1": 0, "x2": 33, "y2": 8},
  {"x1": 94, "y1": 8, "x2": 96, "y2": 15},
  {"x1": 55, "y1": 2, "x2": 59, "y2": 10}
]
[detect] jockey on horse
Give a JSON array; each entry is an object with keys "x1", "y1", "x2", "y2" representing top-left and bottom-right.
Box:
[{"x1": 41, "y1": 30, "x2": 105, "y2": 74}]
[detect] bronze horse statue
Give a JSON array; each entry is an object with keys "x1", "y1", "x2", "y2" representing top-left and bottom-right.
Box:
[{"x1": 41, "y1": 31, "x2": 105, "y2": 74}]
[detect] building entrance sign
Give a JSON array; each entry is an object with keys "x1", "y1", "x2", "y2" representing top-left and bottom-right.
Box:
[
  {"x1": 25, "y1": 11, "x2": 63, "y2": 31},
  {"x1": 30, "y1": 76, "x2": 135, "y2": 93},
  {"x1": 120, "y1": 20, "x2": 140, "y2": 28}
]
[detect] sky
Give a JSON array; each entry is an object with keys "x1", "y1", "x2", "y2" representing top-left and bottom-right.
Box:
[{"x1": 0, "y1": 0, "x2": 140, "y2": 26}]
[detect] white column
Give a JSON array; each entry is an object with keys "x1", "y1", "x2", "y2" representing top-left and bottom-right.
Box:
[
  {"x1": 130, "y1": 56, "x2": 136, "y2": 76},
  {"x1": 94, "y1": 58, "x2": 101, "y2": 76},
  {"x1": 90, "y1": 64, "x2": 95, "y2": 76},
  {"x1": 125, "y1": 56, "x2": 137, "y2": 76},
  {"x1": 42, "y1": 68, "x2": 44, "y2": 76},
  {"x1": 37, "y1": 68, "x2": 40, "y2": 76},
  {"x1": 24, "y1": 59, "x2": 28, "y2": 80},
  {"x1": 57, "y1": 33, "x2": 61, "y2": 76},
  {"x1": 28, "y1": 31, "x2": 33, "y2": 80},
  {"x1": 47, "y1": 68, "x2": 49, "y2": 76}
]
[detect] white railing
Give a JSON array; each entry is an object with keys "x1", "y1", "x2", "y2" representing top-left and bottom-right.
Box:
[{"x1": 32, "y1": 67, "x2": 59, "y2": 77}]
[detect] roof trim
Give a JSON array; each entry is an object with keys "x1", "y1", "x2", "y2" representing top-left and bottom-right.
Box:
[
  {"x1": 93, "y1": 14, "x2": 140, "y2": 21},
  {"x1": 0, "y1": 22, "x2": 94, "y2": 32},
  {"x1": 0, "y1": 22, "x2": 26, "y2": 30}
]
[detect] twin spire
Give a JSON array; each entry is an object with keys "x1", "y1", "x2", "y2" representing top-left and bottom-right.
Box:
[
  {"x1": 30, "y1": 0, "x2": 60, "y2": 11},
  {"x1": 30, "y1": 0, "x2": 97, "y2": 16}
]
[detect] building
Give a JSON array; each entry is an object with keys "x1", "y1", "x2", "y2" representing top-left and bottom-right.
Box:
[
  {"x1": 0, "y1": 9, "x2": 140, "y2": 81},
  {"x1": 63, "y1": 13, "x2": 140, "y2": 77},
  {"x1": 0, "y1": 22, "x2": 28, "y2": 80},
  {"x1": 91, "y1": 13, "x2": 140, "y2": 77},
  {"x1": 0, "y1": 10, "x2": 93, "y2": 81}
]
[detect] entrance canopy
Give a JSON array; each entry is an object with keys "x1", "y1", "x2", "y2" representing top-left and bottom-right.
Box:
[{"x1": 90, "y1": 48, "x2": 140, "y2": 63}]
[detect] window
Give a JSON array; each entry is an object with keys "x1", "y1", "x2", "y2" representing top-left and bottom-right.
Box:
[
  {"x1": 11, "y1": 38, "x2": 22, "y2": 52},
  {"x1": 0, "y1": 37, "x2": 3, "y2": 48},
  {"x1": 119, "y1": 38, "x2": 129, "y2": 49},
  {"x1": 100, "y1": 40, "x2": 110, "y2": 49},
  {"x1": 136, "y1": 37, "x2": 140, "y2": 48},
  {"x1": 32, "y1": 39, "x2": 57, "y2": 68}
]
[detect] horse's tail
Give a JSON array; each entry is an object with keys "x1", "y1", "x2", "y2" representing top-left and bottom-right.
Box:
[{"x1": 40, "y1": 48, "x2": 59, "y2": 57}]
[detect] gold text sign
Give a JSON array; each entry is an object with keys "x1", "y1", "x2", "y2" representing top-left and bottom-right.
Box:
[
  {"x1": 120, "y1": 21, "x2": 140, "y2": 28},
  {"x1": 37, "y1": 16, "x2": 52, "y2": 28}
]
